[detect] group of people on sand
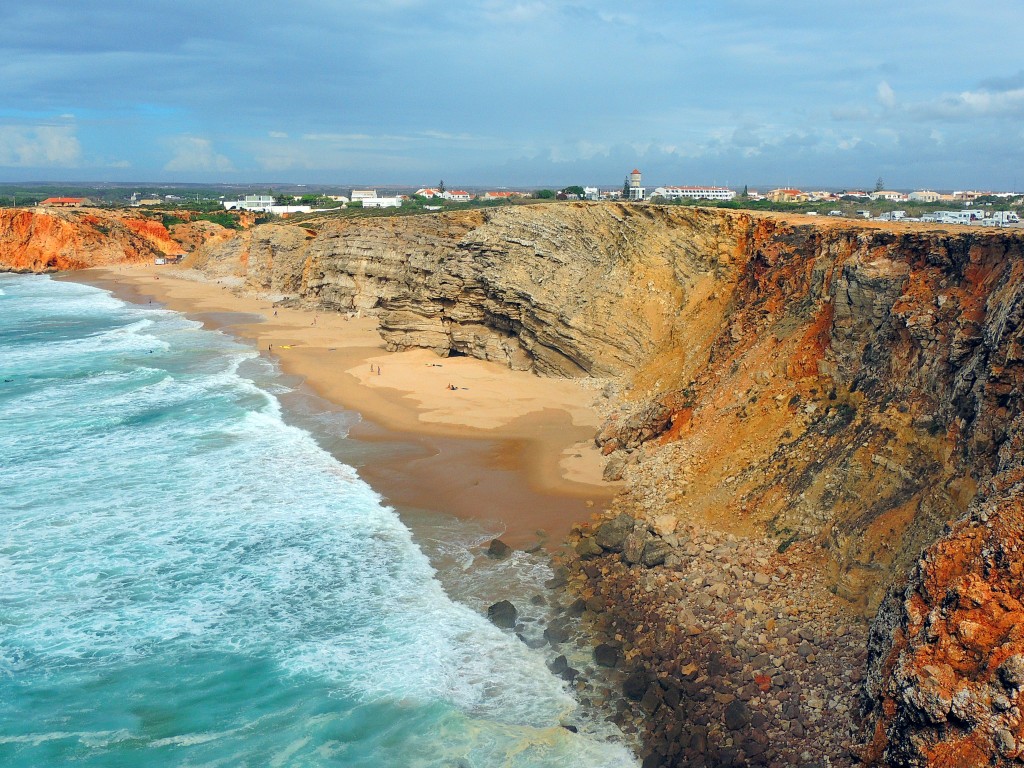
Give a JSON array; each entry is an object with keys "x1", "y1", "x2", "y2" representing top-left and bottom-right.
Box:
[{"x1": 369, "y1": 363, "x2": 381, "y2": 375}]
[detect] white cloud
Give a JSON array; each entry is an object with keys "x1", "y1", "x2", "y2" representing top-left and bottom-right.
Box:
[
  {"x1": 0, "y1": 124, "x2": 81, "y2": 167},
  {"x1": 877, "y1": 81, "x2": 896, "y2": 108},
  {"x1": 163, "y1": 136, "x2": 234, "y2": 172}
]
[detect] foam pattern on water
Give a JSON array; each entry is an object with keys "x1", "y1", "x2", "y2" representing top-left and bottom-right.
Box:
[{"x1": 0, "y1": 275, "x2": 636, "y2": 767}]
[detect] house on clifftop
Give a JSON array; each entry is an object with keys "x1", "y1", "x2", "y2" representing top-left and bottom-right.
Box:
[{"x1": 39, "y1": 197, "x2": 92, "y2": 207}]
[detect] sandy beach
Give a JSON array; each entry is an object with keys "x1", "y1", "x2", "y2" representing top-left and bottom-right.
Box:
[{"x1": 76, "y1": 264, "x2": 620, "y2": 547}]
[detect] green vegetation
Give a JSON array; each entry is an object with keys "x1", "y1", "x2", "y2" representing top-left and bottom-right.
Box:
[
  {"x1": 195, "y1": 212, "x2": 240, "y2": 229},
  {"x1": 534, "y1": 189, "x2": 556, "y2": 199}
]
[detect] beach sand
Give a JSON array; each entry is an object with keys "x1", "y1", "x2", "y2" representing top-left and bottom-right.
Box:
[{"x1": 77, "y1": 264, "x2": 621, "y2": 548}]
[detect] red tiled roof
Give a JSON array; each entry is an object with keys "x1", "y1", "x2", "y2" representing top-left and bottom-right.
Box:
[{"x1": 41, "y1": 197, "x2": 86, "y2": 204}]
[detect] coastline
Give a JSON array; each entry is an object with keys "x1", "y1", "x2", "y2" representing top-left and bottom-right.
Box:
[
  {"x1": 73, "y1": 264, "x2": 621, "y2": 550},
  {"x1": 58, "y1": 263, "x2": 643, "y2": 756}
]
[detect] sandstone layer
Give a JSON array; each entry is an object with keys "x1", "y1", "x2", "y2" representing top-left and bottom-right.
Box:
[{"x1": 6, "y1": 202, "x2": 1024, "y2": 766}]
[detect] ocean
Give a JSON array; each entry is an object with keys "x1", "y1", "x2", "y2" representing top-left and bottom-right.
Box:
[{"x1": 0, "y1": 274, "x2": 636, "y2": 767}]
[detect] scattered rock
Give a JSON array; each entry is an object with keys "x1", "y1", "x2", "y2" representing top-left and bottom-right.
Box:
[
  {"x1": 594, "y1": 643, "x2": 622, "y2": 668},
  {"x1": 595, "y1": 513, "x2": 634, "y2": 552},
  {"x1": 486, "y1": 538, "x2": 513, "y2": 559},
  {"x1": 486, "y1": 600, "x2": 517, "y2": 629}
]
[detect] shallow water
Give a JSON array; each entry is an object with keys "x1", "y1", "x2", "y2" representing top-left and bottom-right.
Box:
[{"x1": 0, "y1": 274, "x2": 636, "y2": 767}]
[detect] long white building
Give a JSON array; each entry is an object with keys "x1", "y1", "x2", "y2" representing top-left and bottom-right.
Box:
[{"x1": 652, "y1": 186, "x2": 736, "y2": 201}]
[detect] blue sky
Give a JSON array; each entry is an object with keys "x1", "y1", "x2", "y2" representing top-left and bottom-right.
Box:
[{"x1": 2, "y1": 1, "x2": 1023, "y2": 190}]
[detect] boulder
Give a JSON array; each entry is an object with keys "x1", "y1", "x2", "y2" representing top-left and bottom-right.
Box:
[
  {"x1": 594, "y1": 643, "x2": 622, "y2": 668},
  {"x1": 548, "y1": 655, "x2": 569, "y2": 675},
  {"x1": 622, "y1": 531, "x2": 648, "y2": 565},
  {"x1": 575, "y1": 536, "x2": 603, "y2": 559},
  {"x1": 487, "y1": 600, "x2": 517, "y2": 629},
  {"x1": 544, "y1": 618, "x2": 572, "y2": 645},
  {"x1": 642, "y1": 538, "x2": 673, "y2": 567},
  {"x1": 595, "y1": 513, "x2": 635, "y2": 552},
  {"x1": 486, "y1": 538, "x2": 512, "y2": 559},
  {"x1": 623, "y1": 670, "x2": 651, "y2": 701},
  {"x1": 724, "y1": 699, "x2": 751, "y2": 732}
]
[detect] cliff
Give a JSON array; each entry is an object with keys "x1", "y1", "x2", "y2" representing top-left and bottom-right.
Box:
[
  {"x1": 8, "y1": 202, "x2": 1024, "y2": 765},
  {"x1": 0, "y1": 207, "x2": 181, "y2": 271},
  {"x1": 182, "y1": 204, "x2": 1020, "y2": 595}
]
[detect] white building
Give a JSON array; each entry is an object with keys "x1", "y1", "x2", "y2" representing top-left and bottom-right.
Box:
[
  {"x1": 442, "y1": 190, "x2": 472, "y2": 202},
  {"x1": 223, "y1": 194, "x2": 276, "y2": 211},
  {"x1": 351, "y1": 190, "x2": 378, "y2": 201},
  {"x1": 584, "y1": 187, "x2": 600, "y2": 200},
  {"x1": 362, "y1": 197, "x2": 401, "y2": 208},
  {"x1": 652, "y1": 186, "x2": 736, "y2": 201},
  {"x1": 869, "y1": 190, "x2": 908, "y2": 202},
  {"x1": 909, "y1": 190, "x2": 940, "y2": 203}
]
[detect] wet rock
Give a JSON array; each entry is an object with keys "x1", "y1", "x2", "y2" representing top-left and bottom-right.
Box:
[
  {"x1": 623, "y1": 671, "x2": 651, "y2": 701},
  {"x1": 486, "y1": 600, "x2": 517, "y2": 629},
  {"x1": 486, "y1": 538, "x2": 512, "y2": 559},
  {"x1": 544, "y1": 618, "x2": 572, "y2": 645},
  {"x1": 548, "y1": 655, "x2": 569, "y2": 675},
  {"x1": 565, "y1": 597, "x2": 587, "y2": 617},
  {"x1": 594, "y1": 643, "x2": 622, "y2": 668}
]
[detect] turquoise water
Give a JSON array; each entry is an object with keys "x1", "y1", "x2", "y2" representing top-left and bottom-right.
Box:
[{"x1": 0, "y1": 275, "x2": 636, "y2": 767}]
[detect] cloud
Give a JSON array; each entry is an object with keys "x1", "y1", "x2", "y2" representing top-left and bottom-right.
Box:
[
  {"x1": 877, "y1": 81, "x2": 896, "y2": 108},
  {"x1": 0, "y1": 123, "x2": 81, "y2": 167},
  {"x1": 978, "y1": 70, "x2": 1024, "y2": 92},
  {"x1": 163, "y1": 136, "x2": 234, "y2": 172},
  {"x1": 909, "y1": 87, "x2": 1024, "y2": 120}
]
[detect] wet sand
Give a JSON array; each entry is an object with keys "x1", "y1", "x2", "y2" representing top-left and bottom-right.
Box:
[{"x1": 74, "y1": 264, "x2": 621, "y2": 548}]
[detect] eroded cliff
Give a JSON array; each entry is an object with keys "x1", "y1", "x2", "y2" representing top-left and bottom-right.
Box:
[
  {"x1": 8, "y1": 202, "x2": 1024, "y2": 766},
  {"x1": 183, "y1": 204, "x2": 1021, "y2": 603},
  {"x1": 0, "y1": 208, "x2": 181, "y2": 271}
]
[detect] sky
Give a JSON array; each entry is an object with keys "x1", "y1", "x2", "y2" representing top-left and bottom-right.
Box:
[{"x1": 2, "y1": 1, "x2": 1023, "y2": 190}]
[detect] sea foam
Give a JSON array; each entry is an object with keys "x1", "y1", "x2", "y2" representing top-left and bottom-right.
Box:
[{"x1": 0, "y1": 274, "x2": 637, "y2": 767}]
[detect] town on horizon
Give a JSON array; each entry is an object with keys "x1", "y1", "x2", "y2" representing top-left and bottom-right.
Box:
[{"x1": 9, "y1": 167, "x2": 1022, "y2": 228}]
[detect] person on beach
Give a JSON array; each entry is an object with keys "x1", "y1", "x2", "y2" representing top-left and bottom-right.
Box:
[{"x1": 370, "y1": 363, "x2": 375, "y2": 373}]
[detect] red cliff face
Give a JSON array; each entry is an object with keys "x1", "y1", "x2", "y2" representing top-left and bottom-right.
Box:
[
  {"x1": 0, "y1": 208, "x2": 178, "y2": 271},
  {"x1": 863, "y1": 477, "x2": 1024, "y2": 766}
]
